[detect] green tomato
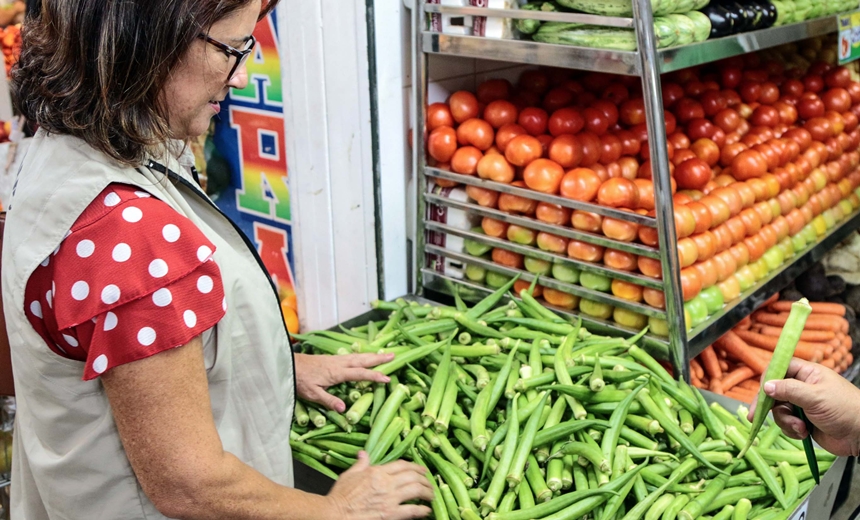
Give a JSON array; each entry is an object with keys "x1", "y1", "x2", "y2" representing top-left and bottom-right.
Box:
[
  {"x1": 580, "y1": 271, "x2": 612, "y2": 292},
  {"x1": 552, "y1": 263, "x2": 581, "y2": 284},
  {"x1": 465, "y1": 264, "x2": 487, "y2": 283},
  {"x1": 762, "y1": 246, "x2": 785, "y2": 271},
  {"x1": 778, "y1": 237, "x2": 794, "y2": 260},
  {"x1": 464, "y1": 227, "x2": 493, "y2": 257},
  {"x1": 734, "y1": 265, "x2": 756, "y2": 291},
  {"x1": 791, "y1": 233, "x2": 807, "y2": 253},
  {"x1": 524, "y1": 257, "x2": 552, "y2": 276},
  {"x1": 684, "y1": 296, "x2": 709, "y2": 327},
  {"x1": 579, "y1": 298, "x2": 614, "y2": 319},
  {"x1": 839, "y1": 199, "x2": 854, "y2": 217},
  {"x1": 613, "y1": 307, "x2": 648, "y2": 329},
  {"x1": 801, "y1": 224, "x2": 818, "y2": 244},
  {"x1": 698, "y1": 285, "x2": 725, "y2": 315},
  {"x1": 751, "y1": 257, "x2": 770, "y2": 280},
  {"x1": 486, "y1": 271, "x2": 512, "y2": 289},
  {"x1": 811, "y1": 215, "x2": 828, "y2": 236},
  {"x1": 822, "y1": 209, "x2": 836, "y2": 230},
  {"x1": 649, "y1": 316, "x2": 670, "y2": 337}
]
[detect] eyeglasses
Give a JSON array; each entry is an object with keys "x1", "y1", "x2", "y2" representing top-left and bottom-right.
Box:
[{"x1": 198, "y1": 33, "x2": 257, "y2": 81}]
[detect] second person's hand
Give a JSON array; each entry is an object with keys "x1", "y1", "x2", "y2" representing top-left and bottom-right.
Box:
[
  {"x1": 748, "y1": 357, "x2": 860, "y2": 457},
  {"x1": 326, "y1": 451, "x2": 434, "y2": 520}
]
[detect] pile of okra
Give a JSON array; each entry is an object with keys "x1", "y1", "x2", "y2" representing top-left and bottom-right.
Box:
[{"x1": 290, "y1": 277, "x2": 834, "y2": 520}]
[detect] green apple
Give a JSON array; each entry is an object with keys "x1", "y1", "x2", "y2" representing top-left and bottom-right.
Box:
[
  {"x1": 751, "y1": 257, "x2": 770, "y2": 280},
  {"x1": 801, "y1": 224, "x2": 818, "y2": 244},
  {"x1": 465, "y1": 264, "x2": 487, "y2": 283},
  {"x1": 507, "y1": 224, "x2": 537, "y2": 246},
  {"x1": 486, "y1": 271, "x2": 512, "y2": 289},
  {"x1": 684, "y1": 296, "x2": 709, "y2": 327},
  {"x1": 778, "y1": 237, "x2": 794, "y2": 260},
  {"x1": 579, "y1": 299, "x2": 614, "y2": 319},
  {"x1": 552, "y1": 263, "x2": 581, "y2": 284},
  {"x1": 614, "y1": 307, "x2": 648, "y2": 329},
  {"x1": 822, "y1": 209, "x2": 836, "y2": 230},
  {"x1": 580, "y1": 272, "x2": 612, "y2": 292},
  {"x1": 839, "y1": 199, "x2": 854, "y2": 217},
  {"x1": 762, "y1": 246, "x2": 785, "y2": 271},
  {"x1": 698, "y1": 285, "x2": 725, "y2": 315},
  {"x1": 524, "y1": 257, "x2": 552, "y2": 276}
]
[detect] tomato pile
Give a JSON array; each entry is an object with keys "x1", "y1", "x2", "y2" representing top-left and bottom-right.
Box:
[
  {"x1": 0, "y1": 23, "x2": 20, "y2": 78},
  {"x1": 425, "y1": 51, "x2": 860, "y2": 336}
]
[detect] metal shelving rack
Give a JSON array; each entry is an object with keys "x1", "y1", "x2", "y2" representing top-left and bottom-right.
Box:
[{"x1": 411, "y1": 3, "x2": 859, "y2": 382}]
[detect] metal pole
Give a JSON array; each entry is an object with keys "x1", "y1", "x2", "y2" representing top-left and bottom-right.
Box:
[
  {"x1": 412, "y1": 0, "x2": 429, "y2": 295},
  {"x1": 632, "y1": 0, "x2": 690, "y2": 381}
]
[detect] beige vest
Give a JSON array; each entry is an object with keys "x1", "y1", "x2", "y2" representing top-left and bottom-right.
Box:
[{"x1": 2, "y1": 131, "x2": 296, "y2": 519}]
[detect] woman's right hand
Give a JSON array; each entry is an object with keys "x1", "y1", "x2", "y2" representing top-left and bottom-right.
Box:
[
  {"x1": 327, "y1": 451, "x2": 434, "y2": 520},
  {"x1": 749, "y1": 357, "x2": 860, "y2": 457}
]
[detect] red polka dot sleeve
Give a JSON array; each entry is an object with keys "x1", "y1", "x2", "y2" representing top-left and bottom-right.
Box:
[{"x1": 23, "y1": 183, "x2": 227, "y2": 380}]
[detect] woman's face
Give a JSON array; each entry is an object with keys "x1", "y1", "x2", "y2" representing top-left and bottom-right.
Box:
[{"x1": 162, "y1": 0, "x2": 261, "y2": 140}]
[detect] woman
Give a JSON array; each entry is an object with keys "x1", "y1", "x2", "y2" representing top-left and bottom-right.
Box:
[{"x1": 2, "y1": 1, "x2": 433, "y2": 519}]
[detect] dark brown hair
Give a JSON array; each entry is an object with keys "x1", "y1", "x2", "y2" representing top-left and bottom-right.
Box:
[{"x1": 12, "y1": 0, "x2": 279, "y2": 165}]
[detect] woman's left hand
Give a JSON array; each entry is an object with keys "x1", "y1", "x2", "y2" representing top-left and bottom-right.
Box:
[{"x1": 295, "y1": 352, "x2": 394, "y2": 413}]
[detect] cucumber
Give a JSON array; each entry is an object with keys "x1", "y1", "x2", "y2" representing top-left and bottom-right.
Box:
[
  {"x1": 654, "y1": 16, "x2": 679, "y2": 48},
  {"x1": 517, "y1": 2, "x2": 562, "y2": 36},
  {"x1": 685, "y1": 10, "x2": 712, "y2": 41},
  {"x1": 666, "y1": 14, "x2": 696, "y2": 45},
  {"x1": 555, "y1": 0, "x2": 661, "y2": 16},
  {"x1": 672, "y1": 0, "x2": 697, "y2": 15},
  {"x1": 533, "y1": 26, "x2": 638, "y2": 50}
]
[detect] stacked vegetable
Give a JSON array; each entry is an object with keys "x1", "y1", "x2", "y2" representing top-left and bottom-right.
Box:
[
  {"x1": 290, "y1": 287, "x2": 834, "y2": 519},
  {"x1": 426, "y1": 52, "x2": 860, "y2": 337},
  {"x1": 691, "y1": 299, "x2": 854, "y2": 401}
]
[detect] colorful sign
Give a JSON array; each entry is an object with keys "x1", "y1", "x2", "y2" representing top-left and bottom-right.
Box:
[
  {"x1": 206, "y1": 12, "x2": 299, "y2": 330},
  {"x1": 838, "y1": 11, "x2": 860, "y2": 64}
]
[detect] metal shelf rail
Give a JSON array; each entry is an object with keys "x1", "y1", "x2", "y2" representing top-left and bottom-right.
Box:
[{"x1": 411, "y1": 3, "x2": 851, "y2": 382}]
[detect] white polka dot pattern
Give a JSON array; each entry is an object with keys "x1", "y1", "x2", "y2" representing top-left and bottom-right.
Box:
[
  {"x1": 138, "y1": 327, "x2": 156, "y2": 346},
  {"x1": 112, "y1": 243, "x2": 132, "y2": 262},
  {"x1": 197, "y1": 275, "x2": 213, "y2": 294},
  {"x1": 104, "y1": 192, "x2": 121, "y2": 206},
  {"x1": 71, "y1": 281, "x2": 89, "y2": 301},
  {"x1": 104, "y1": 311, "x2": 118, "y2": 331},
  {"x1": 122, "y1": 206, "x2": 143, "y2": 223},
  {"x1": 76, "y1": 239, "x2": 95, "y2": 258},
  {"x1": 101, "y1": 285, "x2": 121, "y2": 305},
  {"x1": 183, "y1": 310, "x2": 197, "y2": 328},
  {"x1": 30, "y1": 301, "x2": 42, "y2": 318},
  {"x1": 197, "y1": 245, "x2": 213, "y2": 262},
  {"x1": 152, "y1": 288, "x2": 172, "y2": 307},
  {"x1": 93, "y1": 354, "x2": 108, "y2": 374},
  {"x1": 148, "y1": 259, "x2": 168, "y2": 278},
  {"x1": 162, "y1": 224, "x2": 181, "y2": 243},
  {"x1": 62, "y1": 334, "x2": 79, "y2": 347}
]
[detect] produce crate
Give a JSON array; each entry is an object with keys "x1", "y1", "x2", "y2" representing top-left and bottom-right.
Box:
[
  {"x1": 291, "y1": 304, "x2": 848, "y2": 520},
  {"x1": 702, "y1": 390, "x2": 848, "y2": 520}
]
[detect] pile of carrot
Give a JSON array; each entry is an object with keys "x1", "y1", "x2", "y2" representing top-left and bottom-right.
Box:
[{"x1": 691, "y1": 300, "x2": 854, "y2": 403}]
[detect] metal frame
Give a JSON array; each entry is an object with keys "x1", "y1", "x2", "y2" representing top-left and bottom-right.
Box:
[{"x1": 410, "y1": 5, "x2": 852, "y2": 380}]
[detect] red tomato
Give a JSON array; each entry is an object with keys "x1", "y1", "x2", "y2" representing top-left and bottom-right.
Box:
[
  {"x1": 720, "y1": 142, "x2": 748, "y2": 167},
  {"x1": 592, "y1": 100, "x2": 620, "y2": 127},
  {"x1": 602, "y1": 216, "x2": 639, "y2": 242},
  {"x1": 599, "y1": 135, "x2": 623, "y2": 165},
  {"x1": 823, "y1": 88, "x2": 852, "y2": 113},
  {"x1": 541, "y1": 87, "x2": 575, "y2": 113},
  {"x1": 476, "y1": 79, "x2": 512, "y2": 104},
  {"x1": 578, "y1": 132, "x2": 602, "y2": 167},
  {"x1": 597, "y1": 178, "x2": 640, "y2": 209},
  {"x1": 618, "y1": 130, "x2": 642, "y2": 156},
  {"x1": 732, "y1": 149, "x2": 768, "y2": 180},
  {"x1": 662, "y1": 82, "x2": 686, "y2": 107},
  {"x1": 518, "y1": 107, "x2": 549, "y2": 136},
  {"x1": 687, "y1": 201, "x2": 714, "y2": 234},
  {"x1": 803, "y1": 75, "x2": 825, "y2": 93},
  {"x1": 583, "y1": 107, "x2": 609, "y2": 136},
  {"x1": 714, "y1": 108, "x2": 741, "y2": 133},
  {"x1": 483, "y1": 100, "x2": 518, "y2": 129},
  {"x1": 560, "y1": 168, "x2": 602, "y2": 201},
  {"x1": 457, "y1": 119, "x2": 494, "y2": 150},
  {"x1": 620, "y1": 98, "x2": 646, "y2": 126},
  {"x1": 674, "y1": 157, "x2": 712, "y2": 190},
  {"x1": 451, "y1": 146, "x2": 483, "y2": 175},
  {"x1": 805, "y1": 117, "x2": 833, "y2": 142},
  {"x1": 535, "y1": 202, "x2": 571, "y2": 225},
  {"x1": 633, "y1": 179, "x2": 655, "y2": 210},
  {"x1": 687, "y1": 118, "x2": 717, "y2": 141},
  {"x1": 604, "y1": 249, "x2": 637, "y2": 271},
  {"x1": 548, "y1": 134, "x2": 583, "y2": 169},
  {"x1": 497, "y1": 181, "x2": 537, "y2": 214},
  {"x1": 476, "y1": 153, "x2": 515, "y2": 183},
  {"x1": 427, "y1": 126, "x2": 457, "y2": 163},
  {"x1": 548, "y1": 107, "x2": 584, "y2": 136},
  {"x1": 572, "y1": 210, "x2": 603, "y2": 232},
  {"x1": 721, "y1": 67, "x2": 743, "y2": 89},
  {"x1": 495, "y1": 124, "x2": 527, "y2": 152},
  {"x1": 465, "y1": 185, "x2": 499, "y2": 207},
  {"x1": 523, "y1": 159, "x2": 565, "y2": 194},
  {"x1": 505, "y1": 135, "x2": 543, "y2": 166},
  {"x1": 603, "y1": 83, "x2": 630, "y2": 105},
  {"x1": 518, "y1": 70, "x2": 550, "y2": 94},
  {"x1": 847, "y1": 81, "x2": 860, "y2": 104},
  {"x1": 449, "y1": 91, "x2": 479, "y2": 123},
  {"x1": 759, "y1": 82, "x2": 780, "y2": 105},
  {"x1": 700, "y1": 194, "x2": 732, "y2": 226},
  {"x1": 825, "y1": 67, "x2": 851, "y2": 89},
  {"x1": 427, "y1": 103, "x2": 454, "y2": 131},
  {"x1": 751, "y1": 105, "x2": 780, "y2": 127},
  {"x1": 567, "y1": 240, "x2": 605, "y2": 263},
  {"x1": 740, "y1": 82, "x2": 761, "y2": 103},
  {"x1": 783, "y1": 127, "x2": 813, "y2": 151},
  {"x1": 691, "y1": 138, "x2": 720, "y2": 167},
  {"x1": 675, "y1": 98, "x2": 706, "y2": 123},
  {"x1": 782, "y1": 79, "x2": 805, "y2": 97},
  {"x1": 668, "y1": 132, "x2": 692, "y2": 150}
]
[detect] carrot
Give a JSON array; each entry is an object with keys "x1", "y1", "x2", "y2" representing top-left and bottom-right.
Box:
[
  {"x1": 846, "y1": 353, "x2": 854, "y2": 366},
  {"x1": 753, "y1": 311, "x2": 846, "y2": 332},
  {"x1": 824, "y1": 345, "x2": 835, "y2": 358},
  {"x1": 762, "y1": 293, "x2": 780, "y2": 308},
  {"x1": 738, "y1": 379, "x2": 760, "y2": 391},
  {"x1": 714, "y1": 331, "x2": 769, "y2": 374},
  {"x1": 733, "y1": 330, "x2": 822, "y2": 362},
  {"x1": 832, "y1": 349, "x2": 844, "y2": 363},
  {"x1": 719, "y1": 366, "x2": 755, "y2": 392},
  {"x1": 700, "y1": 346, "x2": 722, "y2": 380},
  {"x1": 755, "y1": 325, "x2": 836, "y2": 342},
  {"x1": 690, "y1": 358, "x2": 705, "y2": 380},
  {"x1": 747, "y1": 346, "x2": 773, "y2": 362},
  {"x1": 822, "y1": 358, "x2": 837, "y2": 369},
  {"x1": 769, "y1": 301, "x2": 846, "y2": 316},
  {"x1": 710, "y1": 378, "x2": 725, "y2": 394},
  {"x1": 718, "y1": 359, "x2": 729, "y2": 372},
  {"x1": 726, "y1": 387, "x2": 758, "y2": 403},
  {"x1": 737, "y1": 316, "x2": 753, "y2": 330},
  {"x1": 691, "y1": 376, "x2": 704, "y2": 389}
]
